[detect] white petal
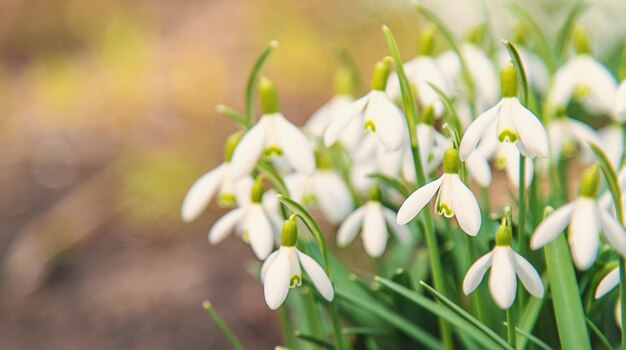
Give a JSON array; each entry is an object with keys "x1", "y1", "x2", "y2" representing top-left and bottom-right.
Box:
[
  {"x1": 459, "y1": 102, "x2": 500, "y2": 160},
  {"x1": 305, "y1": 96, "x2": 352, "y2": 137},
  {"x1": 297, "y1": 251, "x2": 334, "y2": 301},
  {"x1": 264, "y1": 251, "x2": 291, "y2": 310},
  {"x1": 595, "y1": 268, "x2": 620, "y2": 298},
  {"x1": 600, "y1": 125, "x2": 624, "y2": 168},
  {"x1": 451, "y1": 175, "x2": 481, "y2": 236},
  {"x1": 245, "y1": 205, "x2": 275, "y2": 260},
  {"x1": 260, "y1": 250, "x2": 280, "y2": 283},
  {"x1": 463, "y1": 251, "x2": 494, "y2": 295},
  {"x1": 367, "y1": 91, "x2": 405, "y2": 151},
  {"x1": 465, "y1": 152, "x2": 492, "y2": 187},
  {"x1": 337, "y1": 205, "x2": 367, "y2": 247},
  {"x1": 181, "y1": 164, "x2": 227, "y2": 222},
  {"x1": 382, "y1": 207, "x2": 411, "y2": 243},
  {"x1": 397, "y1": 176, "x2": 444, "y2": 225},
  {"x1": 568, "y1": 199, "x2": 600, "y2": 270},
  {"x1": 511, "y1": 98, "x2": 548, "y2": 158},
  {"x1": 530, "y1": 202, "x2": 576, "y2": 249},
  {"x1": 275, "y1": 115, "x2": 315, "y2": 175},
  {"x1": 314, "y1": 171, "x2": 353, "y2": 224},
  {"x1": 511, "y1": 251, "x2": 544, "y2": 298},
  {"x1": 614, "y1": 80, "x2": 626, "y2": 122},
  {"x1": 501, "y1": 143, "x2": 533, "y2": 188},
  {"x1": 362, "y1": 202, "x2": 388, "y2": 258},
  {"x1": 324, "y1": 94, "x2": 368, "y2": 147},
  {"x1": 599, "y1": 208, "x2": 626, "y2": 258},
  {"x1": 489, "y1": 247, "x2": 518, "y2": 309},
  {"x1": 230, "y1": 119, "x2": 267, "y2": 179},
  {"x1": 208, "y1": 208, "x2": 245, "y2": 244}
]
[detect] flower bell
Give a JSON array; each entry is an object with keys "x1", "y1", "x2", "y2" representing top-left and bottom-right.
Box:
[
  {"x1": 397, "y1": 148, "x2": 481, "y2": 235},
  {"x1": 207, "y1": 178, "x2": 281, "y2": 260},
  {"x1": 324, "y1": 60, "x2": 406, "y2": 151},
  {"x1": 261, "y1": 217, "x2": 334, "y2": 310},
  {"x1": 548, "y1": 27, "x2": 617, "y2": 115},
  {"x1": 284, "y1": 152, "x2": 353, "y2": 225},
  {"x1": 181, "y1": 131, "x2": 253, "y2": 222},
  {"x1": 463, "y1": 222, "x2": 544, "y2": 309},
  {"x1": 530, "y1": 165, "x2": 626, "y2": 270},
  {"x1": 229, "y1": 77, "x2": 315, "y2": 179},
  {"x1": 336, "y1": 184, "x2": 411, "y2": 257},
  {"x1": 547, "y1": 108, "x2": 601, "y2": 161},
  {"x1": 594, "y1": 265, "x2": 622, "y2": 326},
  {"x1": 460, "y1": 63, "x2": 549, "y2": 160}
]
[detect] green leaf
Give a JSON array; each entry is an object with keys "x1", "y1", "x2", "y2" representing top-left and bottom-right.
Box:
[
  {"x1": 245, "y1": 40, "x2": 279, "y2": 128},
  {"x1": 589, "y1": 142, "x2": 624, "y2": 224},
  {"x1": 375, "y1": 277, "x2": 513, "y2": 349},
  {"x1": 215, "y1": 104, "x2": 248, "y2": 128},
  {"x1": 295, "y1": 332, "x2": 335, "y2": 349},
  {"x1": 555, "y1": 2, "x2": 589, "y2": 63},
  {"x1": 202, "y1": 301, "x2": 245, "y2": 350},
  {"x1": 508, "y1": 3, "x2": 556, "y2": 71},
  {"x1": 502, "y1": 40, "x2": 529, "y2": 106},
  {"x1": 503, "y1": 323, "x2": 554, "y2": 350},
  {"x1": 257, "y1": 161, "x2": 291, "y2": 197},
  {"x1": 517, "y1": 276, "x2": 549, "y2": 350},
  {"x1": 336, "y1": 289, "x2": 442, "y2": 350},
  {"x1": 427, "y1": 82, "x2": 463, "y2": 136},
  {"x1": 585, "y1": 317, "x2": 613, "y2": 350}
]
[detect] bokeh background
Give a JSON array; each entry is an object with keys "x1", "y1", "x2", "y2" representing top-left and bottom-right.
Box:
[{"x1": 0, "y1": 0, "x2": 625, "y2": 349}]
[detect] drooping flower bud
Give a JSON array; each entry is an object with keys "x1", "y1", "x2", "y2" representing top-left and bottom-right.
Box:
[
  {"x1": 443, "y1": 148, "x2": 461, "y2": 174},
  {"x1": 500, "y1": 63, "x2": 518, "y2": 98},
  {"x1": 280, "y1": 216, "x2": 298, "y2": 247},
  {"x1": 579, "y1": 165, "x2": 600, "y2": 198},
  {"x1": 259, "y1": 76, "x2": 280, "y2": 114},
  {"x1": 371, "y1": 60, "x2": 390, "y2": 91}
]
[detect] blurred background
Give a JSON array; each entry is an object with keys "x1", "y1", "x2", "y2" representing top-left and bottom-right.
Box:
[{"x1": 0, "y1": 0, "x2": 624, "y2": 349}]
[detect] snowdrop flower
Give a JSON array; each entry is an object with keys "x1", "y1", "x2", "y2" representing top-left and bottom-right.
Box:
[
  {"x1": 397, "y1": 148, "x2": 481, "y2": 236},
  {"x1": 463, "y1": 222, "x2": 544, "y2": 309},
  {"x1": 337, "y1": 185, "x2": 410, "y2": 257},
  {"x1": 547, "y1": 112, "x2": 601, "y2": 162},
  {"x1": 547, "y1": 28, "x2": 617, "y2": 115},
  {"x1": 208, "y1": 178, "x2": 281, "y2": 260},
  {"x1": 474, "y1": 130, "x2": 532, "y2": 188},
  {"x1": 460, "y1": 64, "x2": 548, "y2": 161},
  {"x1": 262, "y1": 217, "x2": 334, "y2": 310},
  {"x1": 230, "y1": 77, "x2": 315, "y2": 179},
  {"x1": 387, "y1": 28, "x2": 449, "y2": 115},
  {"x1": 285, "y1": 152, "x2": 353, "y2": 225},
  {"x1": 594, "y1": 266, "x2": 622, "y2": 326},
  {"x1": 614, "y1": 80, "x2": 626, "y2": 121},
  {"x1": 325, "y1": 61, "x2": 405, "y2": 151},
  {"x1": 181, "y1": 132, "x2": 253, "y2": 222},
  {"x1": 531, "y1": 166, "x2": 626, "y2": 270}
]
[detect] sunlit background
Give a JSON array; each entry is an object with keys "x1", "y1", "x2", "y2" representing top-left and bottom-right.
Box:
[{"x1": 0, "y1": 0, "x2": 625, "y2": 348}]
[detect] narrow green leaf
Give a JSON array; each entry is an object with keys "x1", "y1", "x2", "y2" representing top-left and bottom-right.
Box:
[
  {"x1": 508, "y1": 3, "x2": 556, "y2": 71},
  {"x1": 215, "y1": 104, "x2": 248, "y2": 128},
  {"x1": 427, "y1": 82, "x2": 463, "y2": 136},
  {"x1": 342, "y1": 327, "x2": 391, "y2": 338},
  {"x1": 336, "y1": 289, "x2": 443, "y2": 350},
  {"x1": 295, "y1": 332, "x2": 335, "y2": 349},
  {"x1": 257, "y1": 161, "x2": 291, "y2": 197},
  {"x1": 544, "y1": 234, "x2": 591, "y2": 349},
  {"x1": 589, "y1": 142, "x2": 624, "y2": 223},
  {"x1": 202, "y1": 301, "x2": 245, "y2": 350},
  {"x1": 517, "y1": 277, "x2": 549, "y2": 350},
  {"x1": 503, "y1": 323, "x2": 554, "y2": 350},
  {"x1": 555, "y1": 2, "x2": 589, "y2": 63},
  {"x1": 375, "y1": 277, "x2": 512, "y2": 349},
  {"x1": 502, "y1": 40, "x2": 530, "y2": 106},
  {"x1": 585, "y1": 317, "x2": 613, "y2": 350},
  {"x1": 245, "y1": 40, "x2": 279, "y2": 128}
]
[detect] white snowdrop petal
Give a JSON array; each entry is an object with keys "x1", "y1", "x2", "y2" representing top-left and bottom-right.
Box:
[
  {"x1": 264, "y1": 251, "x2": 291, "y2": 310},
  {"x1": 246, "y1": 205, "x2": 275, "y2": 260},
  {"x1": 599, "y1": 209, "x2": 626, "y2": 258},
  {"x1": 208, "y1": 208, "x2": 245, "y2": 245},
  {"x1": 397, "y1": 177, "x2": 444, "y2": 225},
  {"x1": 596, "y1": 268, "x2": 620, "y2": 299},
  {"x1": 568, "y1": 199, "x2": 600, "y2": 270},
  {"x1": 297, "y1": 251, "x2": 334, "y2": 301},
  {"x1": 362, "y1": 202, "x2": 388, "y2": 258},
  {"x1": 181, "y1": 164, "x2": 227, "y2": 222},
  {"x1": 314, "y1": 172, "x2": 353, "y2": 224},
  {"x1": 459, "y1": 102, "x2": 500, "y2": 160},
  {"x1": 450, "y1": 175, "x2": 481, "y2": 236},
  {"x1": 260, "y1": 250, "x2": 280, "y2": 283},
  {"x1": 230, "y1": 118, "x2": 267, "y2": 179},
  {"x1": 530, "y1": 202, "x2": 576, "y2": 249},
  {"x1": 463, "y1": 251, "x2": 494, "y2": 295},
  {"x1": 324, "y1": 95, "x2": 368, "y2": 147},
  {"x1": 549, "y1": 63, "x2": 577, "y2": 108},
  {"x1": 337, "y1": 206, "x2": 367, "y2": 247},
  {"x1": 512, "y1": 251, "x2": 544, "y2": 298},
  {"x1": 489, "y1": 247, "x2": 518, "y2": 309},
  {"x1": 600, "y1": 125, "x2": 624, "y2": 168},
  {"x1": 382, "y1": 207, "x2": 411, "y2": 243},
  {"x1": 233, "y1": 177, "x2": 254, "y2": 206},
  {"x1": 276, "y1": 115, "x2": 315, "y2": 175},
  {"x1": 465, "y1": 152, "x2": 492, "y2": 187},
  {"x1": 367, "y1": 91, "x2": 405, "y2": 151},
  {"x1": 511, "y1": 99, "x2": 548, "y2": 158}
]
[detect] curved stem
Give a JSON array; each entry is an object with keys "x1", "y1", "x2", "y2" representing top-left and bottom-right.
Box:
[
  {"x1": 506, "y1": 308, "x2": 517, "y2": 348},
  {"x1": 518, "y1": 155, "x2": 527, "y2": 256}
]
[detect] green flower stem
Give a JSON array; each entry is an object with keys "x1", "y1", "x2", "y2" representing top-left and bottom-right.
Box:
[
  {"x1": 620, "y1": 260, "x2": 626, "y2": 350},
  {"x1": 202, "y1": 301, "x2": 245, "y2": 350},
  {"x1": 301, "y1": 288, "x2": 324, "y2": 342},
  {"x1": 382, "y1": 25, "x2": 453, "y2": 350},
  {"x1": 278, "y1": 305, "x2": 296, "y2": 349},
  {"x1": 506, "y1": 308, "x2": 516, "y2": 348},
  {"x1": 518, "y1": 155, "x2": 528, "y2": 256},
  {"x1": 245, "y1": 40, "x2": 279, "y2": 128}
]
